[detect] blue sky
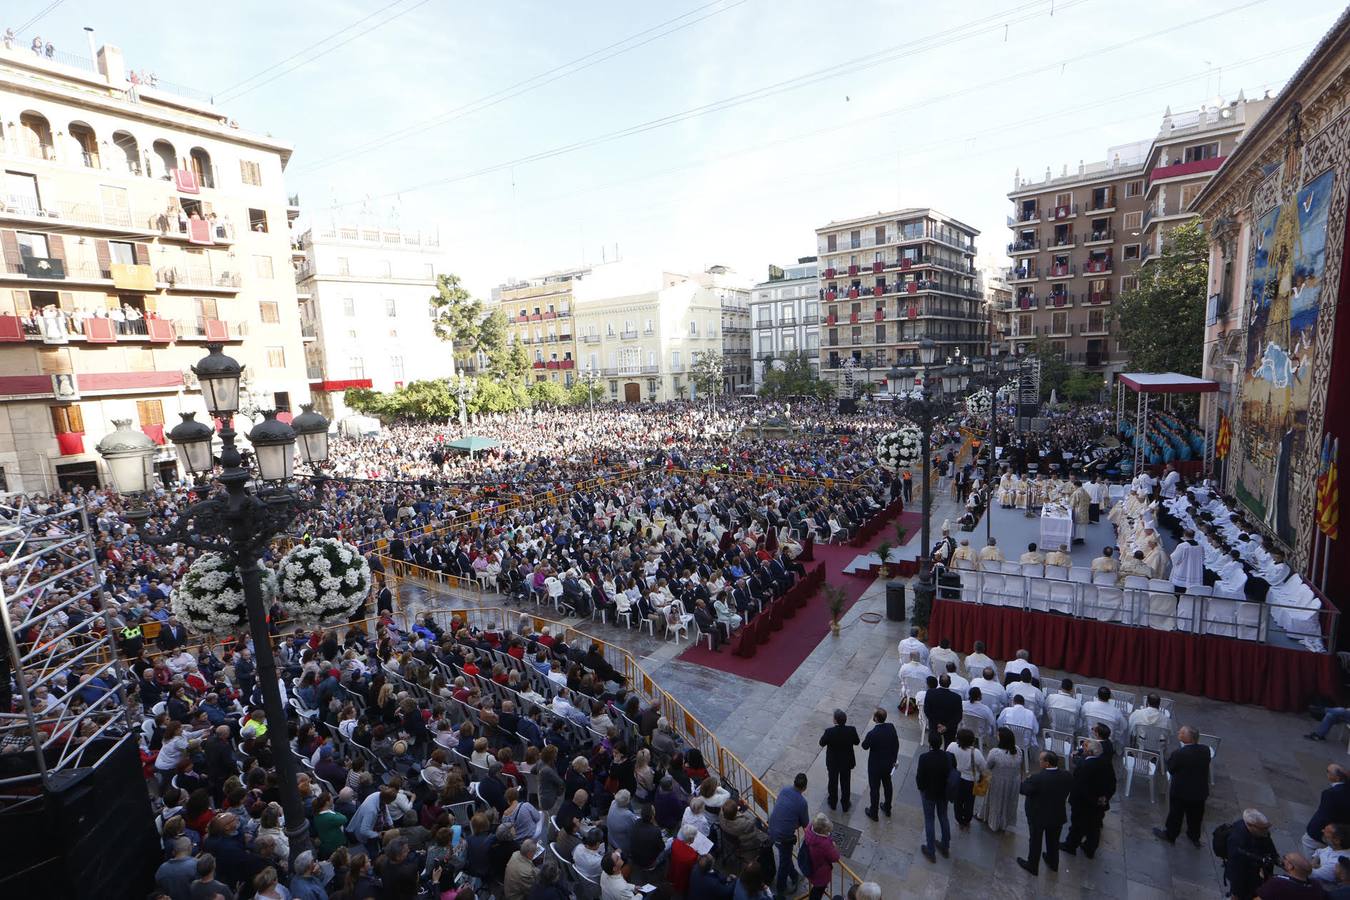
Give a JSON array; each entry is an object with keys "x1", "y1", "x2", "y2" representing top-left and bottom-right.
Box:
[{"x1": 14, "y1": 0, "x2": 1344, "y2": 296}]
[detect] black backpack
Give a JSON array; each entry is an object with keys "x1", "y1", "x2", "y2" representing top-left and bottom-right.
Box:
[{"x1": 1211, "y1": 820, "x2": 1233, "y2": 859}]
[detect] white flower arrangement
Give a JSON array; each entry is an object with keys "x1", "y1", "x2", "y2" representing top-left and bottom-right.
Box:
[
  {"x1": 877, "y1": 426, "x2": 923, "y2": 471},
  {"x1": 965, "y1": 388, "x2": 993, "y2": 418},
  {"x1": 170, "y1": 553, "x2": 279, "y2": 636},
  {"x1": 277, "y1": 538, "x2": 372, "y2": 625}
]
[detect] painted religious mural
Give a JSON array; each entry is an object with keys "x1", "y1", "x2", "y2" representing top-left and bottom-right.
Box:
[{"x1": 1236, "y1": 167, "x2": 1337, "y2": 544}]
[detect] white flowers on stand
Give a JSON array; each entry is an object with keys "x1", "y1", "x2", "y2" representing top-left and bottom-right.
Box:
[
  {"x1": 965, "y1": 388, "x2": 993, "y2": 418},
  {"x1": 877, "y1": 426, "x2": 923, "y2": 471},
  {"x1": 277, "y1": 538, "x2": 372, "y2": 626},
  {"x1": 170, "y1": 553, "x2": 279, "y2": 636}
]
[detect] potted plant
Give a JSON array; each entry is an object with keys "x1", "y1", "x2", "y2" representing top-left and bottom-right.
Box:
[
  {"x1": 825, "y1": 585, "x2": 846, "y2": 635},
  {"x1": 875, "y1": 541, "x2": 892, "y2": 579},
  {"x1": 894, "y1": 522, "x2": 908, "y2": 547}
]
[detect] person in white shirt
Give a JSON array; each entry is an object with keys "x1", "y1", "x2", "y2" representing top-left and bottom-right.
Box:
[
  {"x1": 1159, "y1": 464, "x2": 1181, "y2": 500},
  {"x1": 962, "y1": 687, "x2": 997, "y2": 742},
  {"x1": 928, "y1": 639, "x2": 959, "y2": 675},
  {"x1": 1006, "y1": 670, "x2": 1044, "y2": 719},
  {"x1": 1080, "y1": 686, "x2": 1125, "y2": 739},
  {"x1": 1311, "y1": 824, "x2": 1350, "y2": 886},
  {"x1": 937, "y1": 661, "x2": 970, "y2": 698},
  {"x1": 1169, "y1": 530, "x2": 1205, "y2": 592},
  {"x1": 1044, "y1": 678, "x2": 1083, "y2": 731},
  {"x1": 898, "y1": 628, "x2": 929, "y2": 665},
  {"x1": 1213, "y1": 550, "x2": 1249, "y2": 598},
  {"x1": 1126, "y1": 693, "x2": 1170, "y2": 740},
  {"x1": 995, "y1": 695, "x2": 1038, "y2": 749},
  {"x1": 899, "y1": 653, "x2": 932, "y2": 686},
  {"x1": 970, "y1": 668, "x2": 1007, "y2": 716},
  {"x1": 963, "y1": 641, "x2": 996, "y2": 680},
  {"x1": 1003, "y1": 649, "x2": 1039, "y2": 685}
]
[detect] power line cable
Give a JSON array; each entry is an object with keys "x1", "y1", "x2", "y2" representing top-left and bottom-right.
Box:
[
  {"x1": 299, "y1": 0, "x2": 757, "y2": 172},
  {"x1": 15, "y1": 0, "x2": 64, "y2": 35},
  {"x1": 325, "y1": 0, "x2": 1268, "y2": 211},
  {"x1": 215, "y1": 0, "x2": 416, "y2": 97},
  {"x1": 217, "y1": 0, "x2": 434, "y2": 102}
]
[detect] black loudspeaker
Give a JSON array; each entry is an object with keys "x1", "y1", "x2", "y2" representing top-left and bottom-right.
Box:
[
  {"x1": 838, "y1": 398, "x2": 858, "y2": 414},
  {"x1": 0, "y1": 735, "x2": 159, "y2": 900}
]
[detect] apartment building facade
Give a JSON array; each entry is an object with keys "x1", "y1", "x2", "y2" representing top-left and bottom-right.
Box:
[
  {"x1": 696, "y1": 265, "x2": 752, "y2": 395},
  {"x1": 1139, "y1": 96, "x2": 1271, "y2": 262},
  {"x1": 571, "y1": 265, "x2": 723, "y2": 403},
  {"x1": 295, "y1": 224, "x2": 448, "y2": 420},
  {"x1": 1005, "y1": 143, "x2": 1149, "y2": 375},
  {"x1": 815, "y1": 209, "x2": 982, "y2": 394},
  {"x1": 495, "y1": 267, "x2": 584, "y2": 389},
  {"x1": 0, "y1": 40, "x2": 307, "y2": 493},
  {"x1": 750, "y1": 257, "x2": 819, "y2": 389},
  {"x1": 979, "y1": 265, "x2": 1012, "y2": 347}
]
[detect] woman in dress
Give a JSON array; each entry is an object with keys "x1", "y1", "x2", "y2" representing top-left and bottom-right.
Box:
[
  {"x1": 945, "y1": 728, "x2": 986, "y2": 829},
  {"x1": 980, "y1": 726, "x2": 1022, "y2": 833}
]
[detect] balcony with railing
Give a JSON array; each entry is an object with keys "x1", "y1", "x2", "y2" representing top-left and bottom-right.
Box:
[
  {"x1": 581, "y1": 333, "x2": 601, "y2": 343},
  {"x1": 1047, "y1": 233, "x2": 1077, "y2": 251},
  {"x1": 1083, "y1": 229, "x2": 1115, "y2": 246},
  {"x1": 1083, "y1": 256, "x2": 1113, "y2": 275},
  {"x1": 1045, "y1": 262, "x2": 1076, "y2": 280},
  {"x1": 619, "y1": 329, "x2": 639, "y2": 340},
  {"x1": 1046, "y1": 291, "x2": 1074, "y2": 308},
  {"x1": 1141, "y1": 205, "x2": 1158, "y2": 232},
  {"x1": 1007, "y1": 238, "x2": 1040, "y2": 255},
  {"x1": 300, "y1": 321, "x2": 317, "y2": 340},
  {"x1": 1015, "y1": 292, "x2": 1039, "y2": 310},
  {"x1": 1013, "y1": 205, "x2": 1041, "y2": 224},
  {"x1": 157, "y1": 266, "x2": 242, "y2": 292},
  {"x1": 1006, "y1": 266, "x2": 1039, "y2": 283},
  {"x1": 1083, "y1": 290, "x2": 1114, "y2": 305},
  {"x1": 1147, "y1": 155, "x2": 1226, "y2": 188},
  {"x1": 1049, "y1": 202, "x2": 1078, "y2": 221}
]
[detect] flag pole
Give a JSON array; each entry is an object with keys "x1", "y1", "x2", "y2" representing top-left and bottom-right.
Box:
[{"x1": 1321, "y1": 437, "x2": 1337, "y2": 591}]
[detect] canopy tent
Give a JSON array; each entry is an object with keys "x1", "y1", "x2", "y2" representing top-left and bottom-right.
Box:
[
  {"x1": 446, "y1": 435, "x2": 501, "y2": 457},
  {"x1": 1115, "y1": 372, "x2": 1220, "y2": 474}
]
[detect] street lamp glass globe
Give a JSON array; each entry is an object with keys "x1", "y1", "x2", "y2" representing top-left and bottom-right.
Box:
[
  {"x1": 917, "y1": 338, "x2": 938, "y2": 366},
  {"x1": 167, "y1": 411, "x2": 215, "y2": 475},
  {"x1": 191, "y1": 345, "x2": 243, "y2": 417},
  {"x1": 290, "y1": 404, "x2": 331, "y2": 465},
  {"x1": 248, "y1": 411, "x2": 297, "y2": 482},
  {"x1": 95, "y1": 419, "x2": 157, "y2": 495}
]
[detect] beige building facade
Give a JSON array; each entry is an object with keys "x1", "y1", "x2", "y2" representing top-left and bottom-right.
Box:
[
  {"x1": 495, "y1": 268, "x2": 584, "y2": 388},
  {"x1": 571, "y1": 265, "x2": 724, "y2": 403},
  {"x1": 0, "y1": 41, "x2": 307, "y2": 493}
]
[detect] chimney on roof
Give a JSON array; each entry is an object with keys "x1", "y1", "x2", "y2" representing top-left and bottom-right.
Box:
[
  {"x1": 1044, "y1": 166, "x2": 1052, "y2": 180},
  {"x1": 96, "y1": 43, "x2": 126, "y2": 86}
]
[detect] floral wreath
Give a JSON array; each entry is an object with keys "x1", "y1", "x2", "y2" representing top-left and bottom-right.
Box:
[
  {"x1": 170, "y1": 552, "x2": 279, "y2": 636},
  {"x1": 278, "y1": 538, "x2": 373, "y2": 625},
  {"x1": 965, "y1": 388, "x2": 993, "y2": 417}
]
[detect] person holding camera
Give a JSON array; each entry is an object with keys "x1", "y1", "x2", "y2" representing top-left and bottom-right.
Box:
[{"x1": 1223, "y1": 809, "x2": 1280, "y2": 900}]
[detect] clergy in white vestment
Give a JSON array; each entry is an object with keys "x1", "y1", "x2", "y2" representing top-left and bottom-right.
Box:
[{"x1": 1169, "y1": 530, "x2": 1205, "y2": 591}]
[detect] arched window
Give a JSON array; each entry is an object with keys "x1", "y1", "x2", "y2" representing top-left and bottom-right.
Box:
[
  {"x1": 151, "y1": 139, "x2": 176, "y2": 178},
  {"x1": 68, "y1": 121, "x2": 98, "y2": 168},
  {"x1": 188, "y1": 147, "x2": 214, "y2": 188},
  {"x1": 19, "y1": 111, "x2": 53, "y2": 160},
  {"x1": 112, "y1": 131, "x2": 140, "y2": 175}
]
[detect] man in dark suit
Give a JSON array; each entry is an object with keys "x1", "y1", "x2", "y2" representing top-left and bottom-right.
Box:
[
  {"x1": 861, "y1": 707, "x2": 900, "y2": 821},
  {"x1": 1152, "y1": 725, "x2": 1210, "y2": 847},
  {"x1": 922, "y1": 673, "x2": 964, "y2": 742},
  {"x1": 157, "y1": 616, "x2": 188, "y2": 652},
  {"x1": 1017, "y1": 750, "x2": 1073, "y2": 875},
  {"x1": 1061, "y1": 738, "x2": 1116, "y2": 858},
  {"x1": 1301, "y1": 764, "x2": 1350, "y2": 858},
  {"x1": 818, "y1": 709, "x2": 860, "y2": 812}
]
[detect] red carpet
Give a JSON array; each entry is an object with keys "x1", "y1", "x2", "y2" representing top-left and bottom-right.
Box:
[{"x1": 675, "y1": 509, "x2": 926, "y2": 685}]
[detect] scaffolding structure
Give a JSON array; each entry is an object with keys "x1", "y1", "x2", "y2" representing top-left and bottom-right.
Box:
[{"x1": 0, "y1": 504, "x2": 136, "y2": 812}]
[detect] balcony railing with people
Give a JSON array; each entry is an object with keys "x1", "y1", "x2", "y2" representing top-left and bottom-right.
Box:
[
  {"x1": 1047, "y1": 234, "x2": 1078, "y2": 250},
  {"x1": 1007, "y1": 238, "x2": 1040, "y2": 254},
  {"x1": 1083, "y1": 229, "x2": 1115, "y2": 245}
]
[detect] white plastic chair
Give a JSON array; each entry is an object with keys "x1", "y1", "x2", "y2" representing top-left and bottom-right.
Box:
[
  {"x1": 1042, "y1": 728, "x2": 1075, "y2": 764},
  {"x1": 1092, "y1": 571, "x2": 1118, "y2": 586},
  {"x1": 980, "y1": 573, "x2": 1005, "y2": 607},
  {"x1": 1047, "y1": 705, "x2": 1079, "y2": 734},
  {"x1": 1235, "y1": 601, "x2": 1265, "y2": 642},
  {"x1": 960, "y1": 572, "x2": 983, "y2": 604},
  {"x1": 1044, "y1": 564, "x2": 1069, "y2": 581},
  {"x1": 1007, "y1": 724, "x2": 1035, "y2": 772},
  {"x1": 1022, "y1": 563, "x2": 1045, "y2": 579},
  {"x1": 1122, "y1": 575, "x2": 1150, "y2": 590},
  {"x1": 1199, "y1": 733, "x2": 1220, "y2": 786},
  {"x1": 1027, "y1": 576, "x2": 1052, "y2": 613},
  {"x1": 1094, "y1": 586, "x2": 1125, "y2": 622},
  {"x1": 1149, "y1": 578, "x2": 1174, "y2": 593},
  {"x1": 1047, "y1": 581, "x2": 1076, "y2": 615},
  {"x1": 999, "y1": 575, "x2": 1027, "y2": 608},
  {"x1": 1147, "y1": 591, "x2": 1178, "y2": 631},
  {"x1": 1068, "y1": 567, "x2": 1092, "y2": 584},
  {"x1": 1001, "y1": 561, "x2": 1023, "y2": 575},
  {"x1": 1123, "y1": 748, "x2": 1161, "y2": 802},
  {"x1": 1134, "y1": 724, "x2": 1170, "y2": 757}
]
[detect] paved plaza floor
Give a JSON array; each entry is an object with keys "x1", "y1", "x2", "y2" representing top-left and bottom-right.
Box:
[{"x1": 398, "y1": 489, "x2": 1340, "y2": 899}]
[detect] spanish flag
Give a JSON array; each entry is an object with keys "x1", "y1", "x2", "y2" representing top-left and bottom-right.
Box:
[
  {"x1": 1216, "y1": 412, "x2": 1232, "y2": 459},
  {"x1": 1316, "y1": 434, "x2": 1339, "y2": 540}
]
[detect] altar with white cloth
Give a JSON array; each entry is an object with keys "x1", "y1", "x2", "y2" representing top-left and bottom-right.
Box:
[{"x1": 1040, "y1": 503, "x2": 1075, "y2": 549}]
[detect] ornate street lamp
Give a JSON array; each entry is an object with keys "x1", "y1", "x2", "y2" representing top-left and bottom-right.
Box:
[
  {"x1": 95, "y1": 419, "x2": 158, "y2": 495},
  {"x1": 99, "y1": 343, "x2": 329, "y2": 862},
  {"x1": 886, "y1": 361, "x2": 950, "y2": 615}
]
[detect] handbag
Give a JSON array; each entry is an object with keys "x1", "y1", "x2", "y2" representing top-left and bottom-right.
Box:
[
  {"x1": 972, "y1": 771, "x2": 991, "y2": 798},
  {"x1": 944, "y1": 753, "x2": 962, "y2": 802}
]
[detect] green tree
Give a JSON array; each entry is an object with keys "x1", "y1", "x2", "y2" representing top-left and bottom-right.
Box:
[
  {"x1": 689, "y1": 350, "x2": 724, "y2": 401},
  {"x1": 1027, "y1": 337, "x2": 1071, "y2": 401},
  {"x1": 391, "y1": 379, "x2": 457, "y2": 420},
  {"x1": 1110, "y1": 220, "x2": 1208, "y2": 375},
  {"x1": 759, "y1": 351, "x2": 834, "y2": 400},
  {"x1": 343, "y1": 387, "x2": 388, "y2": 417},
  {"x1": 467, "y1": 377, "x2": 519, "y2": 413},
  {"x1": 1061, "y1": 370, "x2": 1105, "y2": 403},
  {"x1": 567, "y1": 379, "x2": 605, "y2": 406},
  {"x1": 428, "y1": 273, "x2": 482, "y2": 362},
  {"x1": 528, "y1": 379, "x2": 568, "y2": 407},
  {"x1": 475, "y1": 309, "x2": 508, "y2": 360}
]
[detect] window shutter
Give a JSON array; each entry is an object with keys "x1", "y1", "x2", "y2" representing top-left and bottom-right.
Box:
[
  {"x1": 13, "y1": 289, "x2": 30, "y2": 313},
  {"x1": 59, "y1": 292, "x2": 74, "y2": 311},
  {"x1": 50, "y1": 406, "x2": 67, "y2": 434},
  {"x1": 133, "y1": 242, "x2": 149, "y2": 266},
  {"x1": 67, "y1": 404, "x2": 85, "y2": 433},
  {"x1": 0, "y1": 230, "x2": 19, "y2": 269},
  {"x1": 46, "y1": 234, "x2": 65, "y2": 262},
  {"x1": 94, "y1": 240, "x2": 111, "y2": 276}
]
